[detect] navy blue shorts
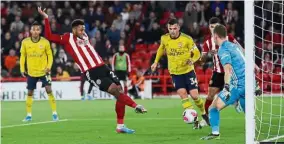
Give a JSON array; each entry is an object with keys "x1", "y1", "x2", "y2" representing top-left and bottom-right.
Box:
[
  {"x1": 171, "y1": 71, "x2": 198, "y2": 91},
  {"x1": 27, "y1": 75, "x2": 51, "y2": 90}
]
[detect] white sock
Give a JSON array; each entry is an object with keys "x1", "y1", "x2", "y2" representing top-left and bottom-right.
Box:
[
  {"x1": 116, "y1": 124, "x2": 124, "y2": 129},
  {"x1": 52, "y1": 111, "x2": 57, "y2": 115},
  {"x1": 27, "y1": 113, "x2": 32, "y2": 116},
  {"x1": 212, "y1": 131, "x2": 220, "y2": 135}
]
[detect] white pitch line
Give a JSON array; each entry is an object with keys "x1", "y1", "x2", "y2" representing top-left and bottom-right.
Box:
[
  {"x1": 261, "y1": 135, "x2": 284, "y2": 142},
  {"x1": 1, "y1": 117, "x2": 280, "y2": 129},
  {"x1": 1, "y1": 119, "x2": 68, "y2": 129},
  {"x1": 67, "y1": 117, "x2": 245, "y2": 121}
]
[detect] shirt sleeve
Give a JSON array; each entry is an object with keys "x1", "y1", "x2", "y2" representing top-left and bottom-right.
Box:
[
  {"x1": 218, "y1": 47, "x2": 232, "y2": 66},
  {"x1": 20, "y1": 41, "x2": 26, "y2": 73},
  {"x1": 44, "y1": 18, "x2": 68, "y2": 45},
  {"x1": 45, "y1": 40, "x2": 53, "y2": 70},
  {"x1": 154, "y1": 36, "x2": 165, "y2": 63},
  {"x1": 189, "y1": 38, "x2": 201, "y2": 63}
]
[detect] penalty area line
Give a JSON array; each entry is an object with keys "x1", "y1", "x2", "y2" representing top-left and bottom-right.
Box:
[
  {"x1": 1, "y1": 119, "x2": 68, "y2": 129},
  {"x1": 261, "y1": 135, "x2": 284, "y2": 142}
]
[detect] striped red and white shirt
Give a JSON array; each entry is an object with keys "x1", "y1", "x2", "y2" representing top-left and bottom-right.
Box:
[
  {"x1": 202, "y1": 34, "x2": 240, "y2": 73},
  {"x1": 44, "y1": 18, "x2": 104, "y2": 72}
]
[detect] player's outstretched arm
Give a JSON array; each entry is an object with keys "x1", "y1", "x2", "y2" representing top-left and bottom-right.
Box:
[{"x1": 38, "y1": 7, "x2": 66, "y2": 45}]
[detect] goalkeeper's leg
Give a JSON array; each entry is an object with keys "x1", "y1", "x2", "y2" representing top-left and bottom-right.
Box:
[
  {"x1": 201, "y1": 96, "x2": 224, "y2": 140},
  {"x1": 201, "y1": 87, "x2": 244, "y2": 140}
]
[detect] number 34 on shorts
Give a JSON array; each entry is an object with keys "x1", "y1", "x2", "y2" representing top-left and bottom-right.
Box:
[{"x1": 171, "y1": 71, "x2": 198, "y2": 91}]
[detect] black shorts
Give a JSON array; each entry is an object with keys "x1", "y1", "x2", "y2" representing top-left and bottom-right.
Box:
[
  {"x1": 115, "y1": 70, "x2": 128, "y2": 81},
  {"x1": 27, "y1": 75, "x2": 51, "y2": 90},
  {"x1": 209, "y1": 71, "x2": 225, "y2": 90},
  {"x1": 171, "y1": 71, "x2": 198, "y2": 91},
  {"x1": 85, "y1": 65, "x2": 121, "y2": 92}
]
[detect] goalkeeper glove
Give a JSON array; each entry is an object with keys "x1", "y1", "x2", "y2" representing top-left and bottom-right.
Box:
[{"x1": 223, "y1": 83, "x2": 231, "y2": 101}]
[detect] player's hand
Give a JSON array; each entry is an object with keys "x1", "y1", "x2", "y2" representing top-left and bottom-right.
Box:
[
  {"x1": 45, "y1": 68, "x2": 51, "y2": 73},
  {"x1": 223, "y1": 83, "x2": 231, "y2": 101},
  {"x1": 151, "y1": 62, "x2": 158, "y2": 72},
  {"x1": 210, "y1": 50, "x2": 217, "y2": 55},
  {"x1": 21, "y1": 72, "x2": 26, "y2": 77},
  {"x1": 38, "y1": 6, "x2": 48, "y2": 19},
  {"x1": 186, "y1": 60, "x2": 193, "y2": 65}
]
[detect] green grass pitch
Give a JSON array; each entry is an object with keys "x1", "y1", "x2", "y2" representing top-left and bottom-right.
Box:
[{"x1": 1, "y1": 97, "x2": 283, "y2": 144}]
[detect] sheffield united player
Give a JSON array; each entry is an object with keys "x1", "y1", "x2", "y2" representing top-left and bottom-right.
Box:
[
  {"x1": 201, "y1": 17, "x2": 243, "y2": 125},
  {"x1": 38, "y1": 7, "x2": 147, "y2": 134}
]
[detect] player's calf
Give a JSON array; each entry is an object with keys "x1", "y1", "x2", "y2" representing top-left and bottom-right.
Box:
[
  {"x1": 108, "y1": 83, "x2": 147, "y2": 113},
  {"x1": 189, "y1": 89, "x2": 205, "y2": 114},
  {"x1": 45, "y1": 86, "x2": 58, "y2": 121},
  {"x1": 205, "y1": 87, "x2": 220, "y2": 114}
]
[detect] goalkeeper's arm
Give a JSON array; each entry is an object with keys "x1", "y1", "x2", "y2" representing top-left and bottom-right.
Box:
[
  {"x1": 223, "y1": 64, "x2": 232, "y2": 85},
  {"x1": 223, "y1": 64, "x2": 232, "y2": 101}
]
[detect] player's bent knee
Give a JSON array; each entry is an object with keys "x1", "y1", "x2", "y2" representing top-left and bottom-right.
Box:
[
  {"x1": 28, "y1": 90, "x2": 34, "y2": 96},
  {"x1": 189, "y1": 89, "x2": 199, "y2": 100},
  {"x1": 45, "y1": 86, "x2": 52, "y2": 94},
  {"x1": 177, "y1": 88, "x2": 188, "y2": 99},
  {"x1": 208, "y1": 87, "x2": 220, "y2": 100},
  {"x1": 215, "y1": 97, "x2": 226, "y2": 111},
  {"x1": 108, "y1": 84, "x2": 121, "y2": 97}
]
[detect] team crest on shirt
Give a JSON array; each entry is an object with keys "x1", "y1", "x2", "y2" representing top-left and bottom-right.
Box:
[
  {"x1": 39, "y1": 45, "x2": 43, "y2": 49},
  {"x1": 77, "y1": 40, "x2": 84, "y2": 47},
  {"x1": 96, "y1": 79, "x2": 101, "y2": 85},
  {"x1": 77, "y1": 39, "x2": 89, "y2": 47},
  {"x1": 178, "y1": 42, "x2": 182, "y2": 48}
]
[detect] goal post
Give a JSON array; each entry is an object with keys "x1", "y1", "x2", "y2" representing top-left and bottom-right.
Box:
[
  {"x1": 245, "y1": 1, "x2": 256, "y2": 144},
  {"x1": 247, "y1": 1, "x2": 284, "y2": 143}
]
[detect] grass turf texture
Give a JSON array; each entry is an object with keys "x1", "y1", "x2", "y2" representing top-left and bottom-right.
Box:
[{"x1": 1, "y1": 97, "x2": 283, "y2": 144}]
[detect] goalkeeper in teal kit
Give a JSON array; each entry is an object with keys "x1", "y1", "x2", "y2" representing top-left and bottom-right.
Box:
[{"x1": 201, "y1": 25, "x2": 245, "y2": 140}]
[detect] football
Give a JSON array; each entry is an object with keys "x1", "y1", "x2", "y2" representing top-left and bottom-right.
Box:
[{"x1": 182, "y1": 109, "x2": 198, "y2": 124}]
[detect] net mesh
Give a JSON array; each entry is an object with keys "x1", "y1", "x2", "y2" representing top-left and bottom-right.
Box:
[{"x1": 254, "y1": 1, "x2": 284, "y2": 142}]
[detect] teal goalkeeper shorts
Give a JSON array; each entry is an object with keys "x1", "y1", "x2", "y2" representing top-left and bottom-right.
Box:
[{"x1": 218, "y1": 87, "x2": 245, "y2": 107}]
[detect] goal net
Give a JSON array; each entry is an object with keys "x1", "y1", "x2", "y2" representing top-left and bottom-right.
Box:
[{"x1": 247, "y1": 1, "x2": 284, "y2": 143}]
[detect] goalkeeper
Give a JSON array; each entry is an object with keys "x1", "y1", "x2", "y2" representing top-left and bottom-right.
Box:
[
  {"x1": 151, "y1": 18, "x2": 207, "y2": 129},
  {"x1": 201, "y1": 25, "x2": 245, "y2": 140}
]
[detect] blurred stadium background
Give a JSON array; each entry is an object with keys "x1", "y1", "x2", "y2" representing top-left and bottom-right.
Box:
[{"x1": 1, "y1": 1, "x2": 251, "y2": 99}]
